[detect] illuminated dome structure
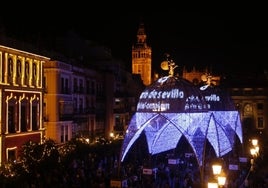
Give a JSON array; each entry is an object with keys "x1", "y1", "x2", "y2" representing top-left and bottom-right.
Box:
[{"x1": 119, "y1": 60, "x2": 243, "y2": 171}]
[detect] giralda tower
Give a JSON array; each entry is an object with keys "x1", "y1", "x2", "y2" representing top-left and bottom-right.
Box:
[{"x1": 132, "y1": 21, "x2": 152, "y2": 86}]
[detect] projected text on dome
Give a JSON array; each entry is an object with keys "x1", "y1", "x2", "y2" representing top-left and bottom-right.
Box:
[
  {"x1": 204, "y1": 94, "x2": 220, "y2": 102},
  {"x1": 139, "y1": 89, "x2": 184, "y2": 99},
  {"x1": 137, "y1": 102, "x2": 170, "y2": 111},
  {"x1": 137, "y1": 89, "x2": 184, "y2": 112}
]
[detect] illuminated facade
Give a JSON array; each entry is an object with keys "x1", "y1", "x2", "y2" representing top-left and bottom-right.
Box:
[
  {"x1": 43, "y1": 61, "x2": 99, "y2": 143},
  {"x1": 230, "y1": 87, "x2": 268, "y2": 146},
  {"x1": 132, "y1": 22, "x2": 152, "y2": 86},
  {"x1": 43, "y1": 61, "x2": 74, "y2": 143},
  {"x1": 0, "y1": 45, "x2": 50, "y2": 164},
  {"x1": 43, "y1": 56, "x2": 143, "y2": 142}
]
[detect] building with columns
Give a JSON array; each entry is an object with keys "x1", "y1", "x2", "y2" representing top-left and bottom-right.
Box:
[
  {"x1": 0, "y1": 33, "x2": 144, "y2": 165},
  {"x1": 0, "y1": 44, "x2": 50, "y2": 164}
]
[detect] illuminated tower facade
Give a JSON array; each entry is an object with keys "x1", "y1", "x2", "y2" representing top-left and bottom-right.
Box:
[{"x1": 132, "y1": 22, "x2": 152, "y2": 86}]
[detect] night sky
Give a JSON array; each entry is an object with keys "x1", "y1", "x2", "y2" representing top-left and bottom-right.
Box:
[{"x1": 1, "y1": 6, "x2": 268, "y2": 75}]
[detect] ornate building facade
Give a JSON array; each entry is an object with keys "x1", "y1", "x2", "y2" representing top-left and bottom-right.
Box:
[
  {"x1": 0, "y1": 37, "x2": 144, "y2": 165},
  {"x1": 0, "y1": 45, "x2": 50, "y2": 164},
  {"x1": 229, "y1": 83, "x2": 268, "y2": 150}
]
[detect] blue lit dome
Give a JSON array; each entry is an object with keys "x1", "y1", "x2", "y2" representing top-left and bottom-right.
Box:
[
  {"x1": 137, "y1": 76, "x2": 208, "y2": 113},
  {"x1": 120, "y1": 75, "x2": 243, "y2": 168}
]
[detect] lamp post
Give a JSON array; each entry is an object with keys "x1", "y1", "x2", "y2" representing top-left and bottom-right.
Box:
[
  {"x1": 208, "y1": 160, "x2": 227, "y2": 188},
  {"x1": 248, "y1": 138, "x2": 259, "y2": 174},
  {"x1": 249, "y1": 138, "x2": 259, "y2": 178},
  {"x1": 250, "y1": 138, "x2": 259, "y2": 159},
  {"x1": 212, "y1": 163, "x2": 222, "y2": 176},
  {"x1": 241, "y1": 138, "x2": 260, "y2": 187}
]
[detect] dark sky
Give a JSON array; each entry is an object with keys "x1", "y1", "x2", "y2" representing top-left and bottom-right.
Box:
[{"x1": 1, "y1": 6, "x2": 268, "y2": 75}]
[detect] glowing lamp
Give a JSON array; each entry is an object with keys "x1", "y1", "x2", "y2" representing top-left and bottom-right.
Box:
[
  {"x1": 208, "y1": 181, "x2": 219, "y2": 188},
  {"x1": 217, "y1": 173, "x2": 226, "y2": 186},
  {"x1": 251, "y1": 139, "x2": 258, "y2": 146},
  {"x1": 250, "y1": 148, "x2": 256, "y2": 156},
  {"x1": 212, "y1": 164, "x2": 222, "y2": 175}
]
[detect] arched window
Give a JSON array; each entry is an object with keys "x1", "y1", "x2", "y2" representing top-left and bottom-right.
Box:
[
  {"x1": 17, "y1": 60, "x2": 21, "y2": 76},
  {"x1": 32, "y1": 63, "x2": 37, "y2": 78},
  {"x1": 8, "y1": 104, "x2": 16, "y2": 133}
]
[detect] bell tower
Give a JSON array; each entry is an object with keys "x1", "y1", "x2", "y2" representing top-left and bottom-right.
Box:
[{"x1": 132, "y1": 21, "x2": 152, "y2": 86}]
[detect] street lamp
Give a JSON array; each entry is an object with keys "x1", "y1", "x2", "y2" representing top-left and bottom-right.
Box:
[
  {"x1": 212, "y1": 163, "x2": 222, "y2": 176},
  {"x1": 208, "y1": 160, "x2": 227, "y2": 188},
  {"x1": 241, "y1": 138, "x2": 260, "y2": 187},
  {"x1": 217, "y1": 172, "x2": 227, "y2": 187},
  {"x1": 251, "y1": 139, "x2": 258, "y2": 147},
  {"x1": 249, "y1": 138, "x2": 259, "y2": 172}
]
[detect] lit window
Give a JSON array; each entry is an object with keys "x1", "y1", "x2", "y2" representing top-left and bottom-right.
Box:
[{"x1": 17, "y1": 60, "x2": 21, "y2": 76}]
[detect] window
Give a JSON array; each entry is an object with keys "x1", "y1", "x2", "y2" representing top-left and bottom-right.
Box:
[
  {"x1": 7, "y1": 149, "x2": 16, "y2": 162},
  {"x1": 32, "y1": 63, "x2": 37, "y2": 79},
  {"x1": 61, "y1": 77, "x2": 64, "y2": 93},
  {"x1": 60, "y1": 125, "x2": 69, "y2": 143},
  {"x1": 8, "y1": 105, "x2": 16, "y2": 133},
  {"x1": 61, "y1": 126, "x2": 64, "y2": 143},
  {"x1": 32, "y1": 105, "x2": 38, "y2": 130},
  {"x1": 17, "y1": 60, "x2": 21, "y2": 76},
  {"x1": 21, "y1": 104, "x2": 27, "y2": 132},
  {"x1": 257, "y1": 117, "x2": 264, "y2": 129},
  {"x1": 257, "y1": 103, "x2": 263, "y2": 110},
  {"x1": 61, "y1": 77, "x2": 69, "y2": 94},
  {"x1": 65, "y1": 78, "x2": 69, "y2": 93},
  {"x1": 65, "y1": 126, "x2": 68, "y2": 142}
]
